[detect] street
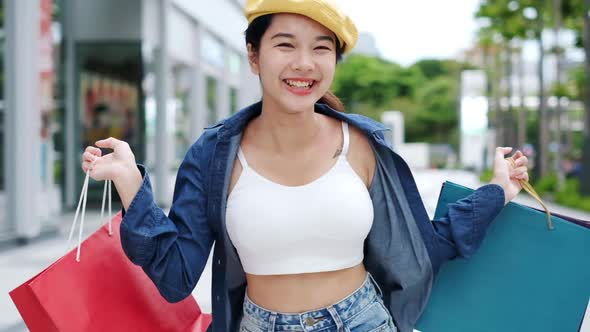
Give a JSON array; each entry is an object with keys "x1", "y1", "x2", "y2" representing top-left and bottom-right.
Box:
[{"x1": 1, "y1": 169, "x2": 588, "y2": 332}]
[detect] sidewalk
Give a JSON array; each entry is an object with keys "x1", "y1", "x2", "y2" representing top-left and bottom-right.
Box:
[
  {"x1": 0, "y1": 169, "x2": 588, "y2": 332},
  {"x1": 0, "y1": 210, "x2": 213, "y2": 332},
  {"x1": 413, "y1": 168, "x2": 590, "y2": 221}
]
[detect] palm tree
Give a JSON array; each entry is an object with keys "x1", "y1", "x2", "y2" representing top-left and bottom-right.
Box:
[
  {"x1": 521, "y1": 0, "x2": 551, "y2": 179},
  {"x1": 515, "y1": 39, "x2": 528, "y2": 149},
  {"x1": 476, "y1": 0, "x2": 522, "y2": 148},
  {"x1": 552, "y1": 0, "x2": 566, "y2": 189}
]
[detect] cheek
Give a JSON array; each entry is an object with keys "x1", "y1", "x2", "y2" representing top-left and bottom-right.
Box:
[
  {"x1": 257, "y1": 54, "x2": 282, "y2": 81},
  {"x1": 319, "y1": 61, "x2": 336, "y2": 85}
]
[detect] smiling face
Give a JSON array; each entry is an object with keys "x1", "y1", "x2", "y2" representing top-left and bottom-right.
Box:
[{"x1": 247, "y1": 14, "x2": 338, "y2": 114}]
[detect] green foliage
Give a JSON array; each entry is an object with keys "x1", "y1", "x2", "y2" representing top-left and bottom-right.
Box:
[
  {"x1": 534, "y1": 173, "x2": 558, "y2": 196},
  {"x1": 409, "y1": 77, "x2": 459, "y2": 145},
  {"x1": 479, "y1": 168, "x2": 494, "y2": 182},
  {"x1": 411, "y1": 59, "x2": 456, "y2": 80},
  {"x1": 332, "y1": 55, "x2": 419, "y2": 107},
  {"x1": 554, "y1": 178, "x2": 590, "y2": 212},
  {"x1": 332, "y1": 55, "x2": 460, "y2": 147},
  {"x1": 567, "y1": 65, "x2": 586, "y2": 100}
]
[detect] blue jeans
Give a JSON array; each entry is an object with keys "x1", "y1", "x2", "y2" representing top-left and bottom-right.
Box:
[{"x1": 239, "y1": 273, "x2": 397, "y2": 332}]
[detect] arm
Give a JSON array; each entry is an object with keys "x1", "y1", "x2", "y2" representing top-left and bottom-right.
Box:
[
  {"x1": 82, "y1": 136, "x2": 214, "y2": 303},
  {"x1": 432, "y1": 183, "x2": 505, "y2": 259},
  {"x1": 432, "y1": 147, "x2": 529, "y2": 259}
]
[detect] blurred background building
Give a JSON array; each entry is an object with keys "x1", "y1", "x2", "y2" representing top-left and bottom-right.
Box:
[{"x1": 0, "y1": 0, "x2": 260, "y2": 244}]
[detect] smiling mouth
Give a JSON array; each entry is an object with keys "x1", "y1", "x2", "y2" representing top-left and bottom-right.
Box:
[{"x1": 283, "y1": 79, "x2": 315, "y2": 89}]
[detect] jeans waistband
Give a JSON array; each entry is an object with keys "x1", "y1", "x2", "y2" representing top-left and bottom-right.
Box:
[{"x1": 242, "y1": 272, "x2": 383, "y2": 331}]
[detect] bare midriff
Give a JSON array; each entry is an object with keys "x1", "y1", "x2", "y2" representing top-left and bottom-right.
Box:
[{"x1": 245, "y1": 263, "x2": 368, "y2": 313}]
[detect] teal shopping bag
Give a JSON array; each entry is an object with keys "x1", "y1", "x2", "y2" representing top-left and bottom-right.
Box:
[{"x1": 416, "y1": 181, "x2": 590, "y2": 332}]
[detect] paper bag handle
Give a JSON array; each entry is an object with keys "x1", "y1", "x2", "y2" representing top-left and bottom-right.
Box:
[
  {"x1": 67, "y1": 172, "x2": 113, "y2": 262},
  {"x1": 506, "y1": 157, "x2": 554, "y2": 230}
]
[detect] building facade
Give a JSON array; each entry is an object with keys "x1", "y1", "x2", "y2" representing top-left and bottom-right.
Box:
[{"x1": 1, "y1": 0, "x2": 260, "y2": 243}]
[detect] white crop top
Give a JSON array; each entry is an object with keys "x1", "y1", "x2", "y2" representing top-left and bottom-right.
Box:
[{"x1": 225, "y1": 121, "x2": 374, "y2": 275}]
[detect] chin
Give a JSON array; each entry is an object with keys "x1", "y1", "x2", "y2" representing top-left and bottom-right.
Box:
[{"x1": 279, "y1": 98, "x2": 319, "y2": 114}]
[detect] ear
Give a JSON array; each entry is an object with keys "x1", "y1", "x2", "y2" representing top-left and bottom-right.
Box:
[{"x1": 247, "y1": 43, "x2": 260, "y2": 75}]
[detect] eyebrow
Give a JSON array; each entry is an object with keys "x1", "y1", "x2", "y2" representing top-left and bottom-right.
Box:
[{"x1": 270, "y1": 33, "x2": 335, "y2": 45}]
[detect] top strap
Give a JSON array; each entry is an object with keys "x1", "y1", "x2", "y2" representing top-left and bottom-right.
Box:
[
  {"x1": 341, "y1": 122, "x2": 350, "y2": 156},
  {"x1": 237, "y1": 147, "x2": 249, "y2": 168}
]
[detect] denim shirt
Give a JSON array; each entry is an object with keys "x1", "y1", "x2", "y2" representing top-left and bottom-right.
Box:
[{"x1": 120, "y1": 102, "x2": 505, "y2": 332}]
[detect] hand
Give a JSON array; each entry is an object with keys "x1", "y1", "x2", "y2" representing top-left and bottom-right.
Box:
[
  {"x1": 81, "y1": 137, "x2": 137, "y2": 182},
  {"x1": 81, "y1": 137, "x2": 142, "y2": 210},
  {"x1": 489, "y1": 147, "x2": 529, "y2": 205}
]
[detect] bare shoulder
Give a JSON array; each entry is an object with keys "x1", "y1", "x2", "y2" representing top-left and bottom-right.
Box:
[{"x1": 346, "y1": 123, "x2": 376, "y2": 188}]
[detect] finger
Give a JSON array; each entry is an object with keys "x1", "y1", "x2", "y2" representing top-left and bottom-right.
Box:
[
  {"x1": 514, "y1": 156, "x2": 528, "y2": 167},
  {"x1": 82, "y1": 151, "x2": 98, "y2": 163},
  {"x1": 510, "y1": 166, "x2": 528, "y2": 176},
  {"x1": 95, "y1": 137, "x2": 121, "y2": 150},
  {"x1": 512, "y1": 150, "x2": 523, "y2": 159},
  {"x1": 496, "y1": 147, "x2": 513, "y2": 160},
  {"x1": 515, "y1": 172, "x2": 529, "y2": 181},
  {"x1": 85, "y1": 146, "x2": 102, "y2": 157},
  {"x1": 81, "y1": 161, "x2": 93, "y2": 173}
]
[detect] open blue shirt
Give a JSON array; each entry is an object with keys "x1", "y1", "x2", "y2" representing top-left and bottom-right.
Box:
[{"x1": 121, "y1": 102, "x2": 505, "y2": 332}]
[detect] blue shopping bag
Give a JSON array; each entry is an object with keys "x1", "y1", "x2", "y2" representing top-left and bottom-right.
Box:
[{"x1": 416, "y1": 181, "x2": 590, "y2": 332}]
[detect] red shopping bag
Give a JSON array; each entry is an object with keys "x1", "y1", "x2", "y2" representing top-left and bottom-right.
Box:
[{"x1": 9, "y1": 211, "x2": 212, "y2": 332}]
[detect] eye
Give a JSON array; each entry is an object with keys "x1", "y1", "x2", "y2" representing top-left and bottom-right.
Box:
[
  {"x1": 276, "y1": 43, "x2": 294, "y2": 48},
  {"x1": 315, "y1": 46, "x2": 332, "y2": 51}
]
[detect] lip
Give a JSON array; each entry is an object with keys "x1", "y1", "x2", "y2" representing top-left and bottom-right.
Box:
[{"x1": 282, "y1": 78, "x2": 316, "y2": 96}]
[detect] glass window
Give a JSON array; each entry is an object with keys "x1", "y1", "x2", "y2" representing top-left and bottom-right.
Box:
[
  {"x1": 201, "y1": 33, "x2": 224, "y2": 69},
  {"x1": 229, "y1": 51, "x2": 241, "y2": 77},
  {"x1": 206, "y1": 76, "x2": 217, "y2": 125}
]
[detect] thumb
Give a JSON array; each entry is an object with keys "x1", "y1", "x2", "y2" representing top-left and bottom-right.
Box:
[{"x1": 495, "y1": 146, "x2": 513, "y2": 160}]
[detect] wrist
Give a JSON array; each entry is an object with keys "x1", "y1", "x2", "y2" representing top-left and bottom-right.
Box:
[
  {"x1": 489, "y1": 177, "x2": 509, "y2": 205},
  {"x1": 113, "y1": 163, "x2": 140, "y2": 184},
  {"x1": 112, "y1": 164, "x2": 143, "y2": 211}
]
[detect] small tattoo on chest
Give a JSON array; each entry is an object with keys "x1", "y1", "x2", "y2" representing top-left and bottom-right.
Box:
[{"x1": 333, "y1": 148, "x2": 342, "y2": 158}]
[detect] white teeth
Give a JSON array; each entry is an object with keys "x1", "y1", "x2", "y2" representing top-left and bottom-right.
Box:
[{"x1": 285, "y1": 80, "x2": 313, "y2": 88}]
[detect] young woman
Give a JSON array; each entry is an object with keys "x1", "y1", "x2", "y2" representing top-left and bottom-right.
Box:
[{"x1": 81, "y1": 0, "x2": 530, "y2": 331}]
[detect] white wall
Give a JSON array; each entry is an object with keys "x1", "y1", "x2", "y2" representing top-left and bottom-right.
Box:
[
  {"x1": 168, "y1": 8, "x2": 199, "y2": 66},
  {"x1": 172, "y1": 0, "x2": 247, "y2": 53},
  {"x1": 397, "y1": 143, "x2": 430, "y2": 170}
]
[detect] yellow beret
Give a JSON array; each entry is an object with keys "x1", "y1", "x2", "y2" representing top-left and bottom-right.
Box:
[{"x1": 244, "y1": 0, "x2": 358, "y2": 54}]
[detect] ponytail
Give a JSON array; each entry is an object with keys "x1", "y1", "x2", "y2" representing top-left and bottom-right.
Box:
[{"x1": 318, "y1": 90, "x2": 345, "y2": 112}]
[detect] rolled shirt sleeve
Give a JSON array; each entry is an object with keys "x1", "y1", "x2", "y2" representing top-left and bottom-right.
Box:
[
  {"x1": 432, "y1": 184, "x2": 505, "y2": 259},
  {"x1": 120, "y1": 136, "x2": 214, "y2": 303}
]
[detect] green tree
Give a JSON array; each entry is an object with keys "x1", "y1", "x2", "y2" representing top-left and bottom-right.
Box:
[
  {"x1": 410, "y1": 77, "x2": 459, "y2": 146},
  {"x1": 560, "y1": 0, "x2": 590, "y2": 194},
  {"x1": 333, "y1": 55, "x2": 460, "y2": 148}
]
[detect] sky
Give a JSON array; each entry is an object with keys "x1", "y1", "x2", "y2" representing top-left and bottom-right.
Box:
[{"x1": 336, "y1": 0, "x2": 482, "y2": 66}]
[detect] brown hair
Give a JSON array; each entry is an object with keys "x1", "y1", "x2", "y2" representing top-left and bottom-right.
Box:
[{"x1": 318, "y1": 90, "x2": 345, "y2": 112}]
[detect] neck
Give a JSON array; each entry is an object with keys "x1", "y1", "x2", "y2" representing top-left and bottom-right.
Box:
[{"x1": 253, "y1": 98, "x2": 323, "y2": 154}]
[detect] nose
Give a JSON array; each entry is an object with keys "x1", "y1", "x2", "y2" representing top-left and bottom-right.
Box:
[{"x1": 290, "y1": 49, "x2": 314, "y2": 73}]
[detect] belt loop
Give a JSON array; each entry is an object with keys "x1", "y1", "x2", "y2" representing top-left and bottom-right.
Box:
[
  {"x1": 326, "y1": 306, "x2": 345, "y2": 332},
  {"x1": 368, "y1": 272, "x2": 383, "y2": 298},
  {"x1": 268, "y1": 312, "x2": 277, "y2": 332}
]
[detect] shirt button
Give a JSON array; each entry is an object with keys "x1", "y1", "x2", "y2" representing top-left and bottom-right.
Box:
[
  {"x1": 217, "y1": 259, "x2": 221, "y2": 265},
  {"x1": 216, "y1": 295, "x2": 220, "y2": 302}
]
